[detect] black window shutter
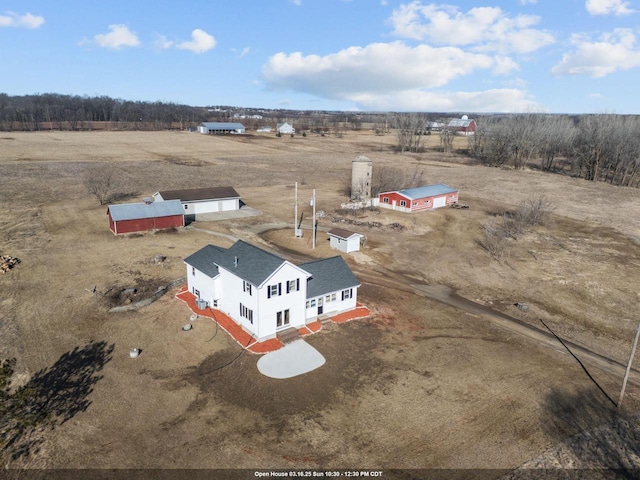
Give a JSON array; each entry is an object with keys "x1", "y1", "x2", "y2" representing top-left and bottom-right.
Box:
[
  {"x1": 296, "y1": 278, "x2": 300, "y2": 291},
  {"x1": 286, "y1": 281, "x2": 290, "y2": 294},
  {"x1": 278, "y1": 283, "x2": 282, "y2": 296},
  {"x1": 267, "y1": 286, "x2": 271, "y2": 299}
]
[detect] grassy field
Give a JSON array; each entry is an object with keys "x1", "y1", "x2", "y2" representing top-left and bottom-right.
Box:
[{"x1": 1, "y1": 130, "x2": 640, "y2": 473}]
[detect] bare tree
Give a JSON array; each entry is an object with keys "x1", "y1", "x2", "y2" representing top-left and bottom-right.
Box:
[
  {"x1": 393, "y1": 113, "x2": 428, "y2": 152},
  {"x1": 371, "y1": 166, "x2": 424, "y2": 196},
  {"x1": 439, "y1": 127, "x2": 455, "y2": 154},
  {"x1": 572, "y1": 114, "x2": 611, "y2": 181},
  {"x1": 538, "y1": 115, "x2": 576, "y2": 171},
  {"x1": 84, "y1": 165, "x2": 115, "y2": 205}
]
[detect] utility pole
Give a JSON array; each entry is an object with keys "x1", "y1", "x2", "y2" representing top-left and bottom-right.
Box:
[
  {"x1": 294, "y1": 181, "x2": 298, "y2": 237},
  {"x1": 618, "y1": 319, "x2": 640, "y2": 408},
  {"x1": 312, "y1": 189, "x2": 316, "y2": 249}
]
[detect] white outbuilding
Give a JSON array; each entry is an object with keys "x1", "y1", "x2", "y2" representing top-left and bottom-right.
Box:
[
  {"x1": 153, "y1": 186, "x2": 241, "y2": 221},
  {"x1": 197, "y1": 122, "x2": 246, "y2": 134},
  {"x1": 327, "y1": 228, "x2": 364, "y2": 253}
]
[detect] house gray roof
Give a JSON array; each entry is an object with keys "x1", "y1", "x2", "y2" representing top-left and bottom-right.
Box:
[
  {"x1": 156, "y1": 187, "x2": 240, "y2": 202},
  {"x1": 300, "y1": 256, "x2": 360, "y2": 299},
  {"x1": 183, "y1": 245, "x2": 226, "y2": 278},
  {"x1": 108, "y1": 200, "x2": 183, "y2": 222},
  {"x1": 392, "y1": 184, "x2": 458, "y2": 200},
  {"x1": 201, "y1": 122, "x2": 245, "y2": 130},
  {"x1": 184, "y1": 240, "x2": 298, "y2": 286}
]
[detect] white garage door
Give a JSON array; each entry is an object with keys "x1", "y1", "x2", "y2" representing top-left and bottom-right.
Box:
[
  {"x1": 194, "y1": 201, "x2": 219, "y2": 214},
  {"x1": 433, "y1": 196, "x2": 446, "y2": 208}
]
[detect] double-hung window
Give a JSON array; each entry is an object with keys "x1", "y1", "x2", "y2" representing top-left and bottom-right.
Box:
[
  {"x1": 286, "y1": 279, "x2": 299, "y2": 293},
  {"x1": 268, "y1": 283, "x2": 281, "y2": 298}
]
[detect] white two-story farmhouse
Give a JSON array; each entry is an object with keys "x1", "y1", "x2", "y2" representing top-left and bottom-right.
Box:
[{"x1": 184, "y1": 240, "x2": 360, "y2": 341}]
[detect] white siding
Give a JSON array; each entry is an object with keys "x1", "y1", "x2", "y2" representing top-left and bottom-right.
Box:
[
  {"x1": 183, "y1": 199, "x2": 240, "y2": 215},
  {"x1": 216, "y1": 267, "x2": 260, "y2": 338},
  {"x1": 186, "y1": 265, "x2": 220, "y2": 308},
  {"x1": 329, "y1": 235, "x2": 361, "y2": 253},
  {"x1": 202, "y1": 262, "x2": 309, "y2": 341},
  {"x1": 255, "y1": 264, "x2": 308, "y2": 340},
  {"x1": 306, "y1": 287, "x2": 358, "y2": 320}
]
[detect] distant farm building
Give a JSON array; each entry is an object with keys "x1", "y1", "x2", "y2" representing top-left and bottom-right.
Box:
[
  {"x1": 328, "y1": 228, "x2": 364, "y2": 253},
  {"x1": 257, "y1": 126, "x2": 272, "y2": 133},
  {"x1": 378, "y1": 184, "x2": 458, "y2": 213},
  {"x1": 277, "y1": 122, "x2": 296, "y2": 134},
  {"x1": 447, "y1": 115, "x2": 476, "y2": 136},
  {"x1": 427, "y1": 121, "x2": 445, "y2": 131},
  {"x1": 351, "y1": 155, "x2": 373, "y2": 200},
  {"x1": 197, "y1": 122, "x2": 246, "y2": 134},
  {"x1": 107, "y1": 199, "x2": 184, "y2": 234},
  {"x1": 153, "y1": 187, "x2": 241, "y2": 221}
]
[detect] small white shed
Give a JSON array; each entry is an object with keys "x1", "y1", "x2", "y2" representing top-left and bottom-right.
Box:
[{"x1": 328, "y1": 228, "x2": 364, "y2": 253}]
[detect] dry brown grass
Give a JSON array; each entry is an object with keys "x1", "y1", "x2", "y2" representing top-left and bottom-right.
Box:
[{"x1": 1, "y1": 130, "x2": 640, "y2": 470}]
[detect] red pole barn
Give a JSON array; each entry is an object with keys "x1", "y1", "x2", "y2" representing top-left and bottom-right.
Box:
[
  {"x1": 378, "y1": 184, "x2": 458, "y2": 213},
  {"x1": 107, "y1": 199, "x2": 184, "y2": 235}
]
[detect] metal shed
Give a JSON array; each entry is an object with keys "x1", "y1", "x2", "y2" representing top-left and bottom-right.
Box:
[{"x1": 107, "y1": 200, "x2": 184, "y2": 234}]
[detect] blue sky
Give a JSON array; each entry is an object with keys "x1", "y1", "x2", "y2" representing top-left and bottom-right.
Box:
[{"x1": 1, "y1": 0, "x2": 639, "y2": 113}]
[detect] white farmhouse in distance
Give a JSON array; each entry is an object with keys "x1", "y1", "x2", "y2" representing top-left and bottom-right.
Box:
[{"x1": 277, "y1": 122, "x2": 295, "y2": 134}]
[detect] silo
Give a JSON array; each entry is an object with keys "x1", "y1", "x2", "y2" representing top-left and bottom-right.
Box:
[{"x1": 351, "y1": 155, "x2": 373, "y2": 200}]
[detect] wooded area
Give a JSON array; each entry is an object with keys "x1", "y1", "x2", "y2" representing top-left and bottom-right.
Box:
[
  {"x1": 392, "y1": 112, "x2": 640, "y2": 188},
  {"x1": 469, "y1": 113, "x2": 640, "y2": 188}
]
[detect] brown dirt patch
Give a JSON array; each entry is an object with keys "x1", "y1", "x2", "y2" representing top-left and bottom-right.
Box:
[{"x1": 184, "y1": 321, "x2": 385, "y2": 421}]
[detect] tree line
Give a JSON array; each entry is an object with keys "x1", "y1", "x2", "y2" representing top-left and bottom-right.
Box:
[
  {"x1": 390, "y1": 112, "x2": 640, "y2": 188},
  {"x1": 469, "y1": 113, "x2": 640, "y2": 188},
  {"x1": 0, "y1": 93, "x2": 215, "y2": 131}
]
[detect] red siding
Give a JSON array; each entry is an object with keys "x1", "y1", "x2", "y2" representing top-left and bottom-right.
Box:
[
  {"x1": 108, "y1": 211, "x2": 184, "y2": 235},
  {"x1": 409, "y1": 192, "x2": 458, "y2": 211},
  {"x1": 379, "y1": 191, "x2": 411, "y2": 208},
  {"x1": 379, "y1": 191, "x2": 458, "y2": 212}
]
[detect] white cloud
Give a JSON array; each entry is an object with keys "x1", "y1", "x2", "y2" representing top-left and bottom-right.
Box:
[
  {"x1": 240, "y1": 47, "x2": 251, "y2": 57},
  {"x1": 350, "y1": 88, "x2": 541, "y2": 112},
  {"x1": 263, "y1": 42, "x2": 517, "y2": 95},
  {"x1": 388, "y1": 2, "x2": 554, "y2": 54},
  {"x1": 262, "y1": 41, "x2": 529, "y2": 111},
  {"x1": 586, "y1": 0, "x2": 635, "y2": 16},
  {"x1": 519, "y1": 0, "x2": 538, "y2": 4},
  {"x1": 0, "y1": 11, "x2": 45, "y2": 28},
  {"x1": 94, "y1": 25, "x2": 140, "y2": 49},
  {"x1": 551, "y1": 28, "x2": 640, "y2": 77},
  {"x1": 290, "y1": 0, "x2": 302, "y2": 5},
  {"x1": 176, "y1": 29, "x2": 216, "y2": 53}
]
